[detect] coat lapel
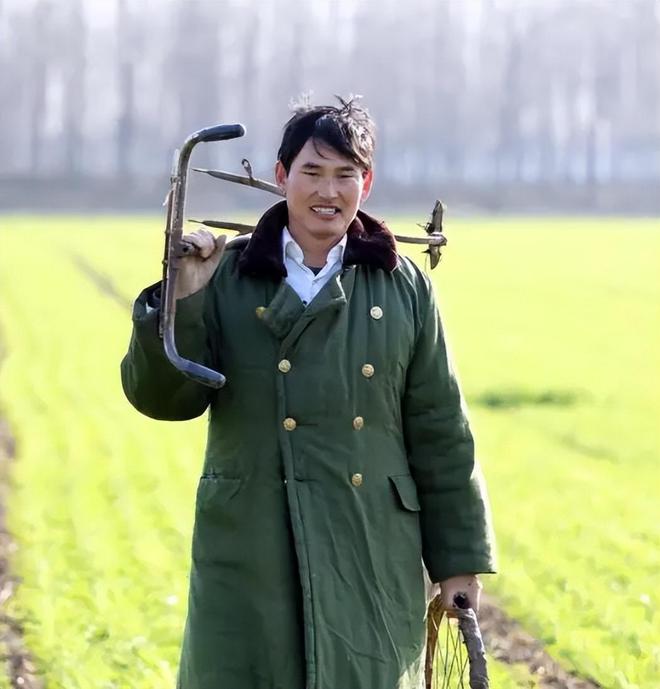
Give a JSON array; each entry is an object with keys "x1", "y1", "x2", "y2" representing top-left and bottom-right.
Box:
[
  {"x1": 261, "y1": 267, "x2": 356, "y2": 343},
  {"x1": 261, "y1": 281, "x2": 305, "y2": 340},
  {"x1": 237, "y1": 201, "x2": 398, "y2": 282}
]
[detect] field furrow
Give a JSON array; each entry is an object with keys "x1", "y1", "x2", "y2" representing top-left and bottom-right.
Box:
[{"x1": 0, "y1": 216, "x2": 658, "y2": 688}]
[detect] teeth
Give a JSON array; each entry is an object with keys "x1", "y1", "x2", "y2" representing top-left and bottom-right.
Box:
[{"x1": 312, "y1": 207, "x2": 338, "y2": 215}]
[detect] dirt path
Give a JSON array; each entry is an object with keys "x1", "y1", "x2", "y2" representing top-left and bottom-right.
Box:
[
  {"x1": 0, "y1": 417, "x2": 43, "y2": 689},
  {"x1": 1, "y1": 266, "x2": 603, "y2": 689},
  {"x1": 479, "y1": 594, "x2": 601, "y2": 688},
  {"x1": 71, "y1": 254, "x2": 133, "y2": 311},
  {"x1": 0, "y1": 432, "x2": 604, "y2": 689}
]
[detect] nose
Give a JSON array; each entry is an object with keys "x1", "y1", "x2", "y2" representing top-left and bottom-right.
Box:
[{"x1": 317, "y1": 176, "x2": 338, "y2": 199}]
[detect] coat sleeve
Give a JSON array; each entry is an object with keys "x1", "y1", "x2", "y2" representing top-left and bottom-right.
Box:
[
  {"x1": 120, "y1": 282, "x2": 216, "y2": 420},
  {"x1": 402, "y1": 273, "x2": 496, "y2": 582}
]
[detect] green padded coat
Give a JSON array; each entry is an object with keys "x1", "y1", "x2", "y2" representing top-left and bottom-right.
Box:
[{"x1": 121, "y1": 201, "x2": 496, "y2": 689}]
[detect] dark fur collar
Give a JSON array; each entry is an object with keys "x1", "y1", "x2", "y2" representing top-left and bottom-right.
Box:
[{"x1": 237, "y1": 200, "x2": 398, "y2": 281}]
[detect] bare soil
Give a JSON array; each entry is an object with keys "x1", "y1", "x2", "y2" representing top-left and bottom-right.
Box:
[
  {"x1": 0, "y1": 416, "x2": 43, "y2": 689},
  {"x1": 0, "y1": 414, "x2": 607, "y2": 689},
  {"x1": 0, "y1": 323, "x2": 601, "y2": 689},
  {"x1": 479, "y1": 593, "x2": 601, "y2": 688}
]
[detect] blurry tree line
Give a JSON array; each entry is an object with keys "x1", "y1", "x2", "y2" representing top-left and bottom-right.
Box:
[{"x1": 1, "y1": 0, "x2": 659, "y2": 191}]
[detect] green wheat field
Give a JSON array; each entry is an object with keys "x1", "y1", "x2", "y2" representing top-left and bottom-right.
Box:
[{"x1": 0, "y1": 214, "x2": 658, "y2": 689}]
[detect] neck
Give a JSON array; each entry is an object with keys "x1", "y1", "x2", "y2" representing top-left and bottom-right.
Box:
[{"x1": 288, "y1": 226, "x2": 343, "y2": 267}]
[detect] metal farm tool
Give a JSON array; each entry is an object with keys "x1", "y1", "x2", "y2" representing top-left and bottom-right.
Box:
[
  {"x1": 425, "y1": 593, "x2": 489, "y2": 689},
  {"x1": 161, "y1": 122, "x2": 449, "y2": 389},
  {"x1": 190, "y1": 162, "x2": 448, "y2": 268},
  {"x1": 160, "y1": 123, "x2": 245, "y2": 389}
]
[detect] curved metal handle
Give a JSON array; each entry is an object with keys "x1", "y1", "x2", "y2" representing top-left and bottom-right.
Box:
[
  {"x1": 163, "y1": 327, "x2": 226, "y2": 389},
  {"x1": 160, "y1": 123, "x2": 245, "y2": 389},
  {"x1": 193, "y1": 123, "x2": 245, "y2": 143}
]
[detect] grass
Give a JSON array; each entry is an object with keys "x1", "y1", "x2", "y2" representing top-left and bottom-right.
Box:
[
  {"x1": 410, "y1": 217, "x2": 660, "y2": 689},
  {"x1": 0, "y1": 213, "x2": 658, "y2": 688}
]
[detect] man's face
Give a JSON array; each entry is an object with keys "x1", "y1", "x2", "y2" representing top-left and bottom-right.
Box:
[{"x1": 275, "y1": 139, "x2": 373, "y2": 244}]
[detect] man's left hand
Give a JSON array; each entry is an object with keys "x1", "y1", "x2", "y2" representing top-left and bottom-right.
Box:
[{"x1": 436, "y1": 574, "x2": 482, "y2": 613}]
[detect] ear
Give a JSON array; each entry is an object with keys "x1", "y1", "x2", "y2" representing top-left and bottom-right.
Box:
[
  {"x1": 274, "y1": 160, "x2": 288, "y2": 191},
  {"x1": 360, "y1": 168, "x2": 374, "y2": 203}
]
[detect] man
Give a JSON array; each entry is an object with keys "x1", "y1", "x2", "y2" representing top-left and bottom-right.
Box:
[{"x1": 121, "y1": 99, "x2": 496, "y2": 689}]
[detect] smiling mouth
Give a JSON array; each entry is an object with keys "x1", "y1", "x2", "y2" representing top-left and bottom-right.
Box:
[{"x1": 311, "y1": 206, "x2": 340, "y2": 216}]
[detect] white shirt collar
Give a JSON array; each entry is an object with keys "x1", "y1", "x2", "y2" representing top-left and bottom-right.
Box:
[{"x1": 282, "y1": 226, "x2": 347, "y2": 268}]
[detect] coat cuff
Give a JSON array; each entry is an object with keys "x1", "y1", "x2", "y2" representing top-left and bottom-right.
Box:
[
  {"x1": 420, "y1": 484, "x2": 498, "y2": 583},
  {"x1": 426, "y1": 553, "x2": 497, "y2": 583},
  {"x1": 132, "y1": 282, "x2": 206, "y2": 326},
  {"x1": 130, "y1": 282, "x2": 207, "y2": 357}
]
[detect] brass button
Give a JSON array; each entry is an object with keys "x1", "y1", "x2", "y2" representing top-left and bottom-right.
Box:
[
  {"x1": 278, "y1": 359, "x2": 292, "y2": 373},
  {"x1": 352, "y1": 416, "x2": 364, "y2": 430},
  {"x1": 351, "y1": 473, "x2": 363, "y2": 487},
  {"x1": 370, "y1": 305, "x2": 383, "y2": 320},
  {"x1": 255, "y1": 306, "x2": 266, "y2": 318},
  {"x1": 283, "y1": 417, "x2": 297, "y2": 431},
  {"x1": 361, "y1": 364, "x2": 375, "y2": 378}
]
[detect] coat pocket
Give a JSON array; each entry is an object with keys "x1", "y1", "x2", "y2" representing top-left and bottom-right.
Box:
[
  {"x1": 389, "y1": 474, "x2": 421, "y2": 512},
  {"x1": 196, "y1": 475, "x2": 242, "y2": 510},
  {"x1": 192, "y1": 476, "x2": 243, "y2": 564}
]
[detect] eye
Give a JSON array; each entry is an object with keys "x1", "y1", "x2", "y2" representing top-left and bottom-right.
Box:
[{"x1": 303, "y1": 171, "x2": 319, "y2": 177}]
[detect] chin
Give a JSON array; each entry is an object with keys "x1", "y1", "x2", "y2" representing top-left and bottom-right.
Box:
[
  {"x1": 306, "y1": 226, "x2": 341, "y2": 242},
  {"x1": 313, "y1": 220, "x2": 348, "y2": 237}
]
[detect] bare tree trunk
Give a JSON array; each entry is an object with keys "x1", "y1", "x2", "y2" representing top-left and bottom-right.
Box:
[
  {"x1": 28, "y1": 1, "x2": 51, "y2": 175},
  {"x1": 240, "y1": 4, "x2": 261, "y2": 166},
  {"x1": 116, "y1": 0, "x2": 135, "y2": 178},
  {"x1": 63, "y1": 0, "x2": 86, "y2": 176},
  {"x1": 288, "y1": 0, "x2": 306, "y2": 101},
  {"x1": 495, "y1": 17, "x2": 524, "y2": 183},
  {"x1": 2, "y1": 0, "x2": 660, "y2": 189}
]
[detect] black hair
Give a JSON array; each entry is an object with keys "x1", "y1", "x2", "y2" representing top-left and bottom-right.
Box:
[{"x1": 277, "y1": 95, "x2": 376, "y2": 173}]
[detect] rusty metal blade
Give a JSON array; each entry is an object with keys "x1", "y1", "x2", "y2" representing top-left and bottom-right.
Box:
[
  {"x1": 188, "y1": 218, "x2": 254, "y2": 235},
  {"x1": 193, "y1": 168, "x2": 284, "y2": 197},
  {"x1": 397, "y1": 233, "x2": 447, "y2": 246}
]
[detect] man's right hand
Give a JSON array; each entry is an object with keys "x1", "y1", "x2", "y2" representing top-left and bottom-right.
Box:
[{"x1": 174, "y1": 230, "x2": 227, "y2": 300}]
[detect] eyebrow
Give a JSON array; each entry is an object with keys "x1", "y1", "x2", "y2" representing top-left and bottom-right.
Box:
[{"x1": 300, "y1": 162, "x2": 358, "y2": 173}]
